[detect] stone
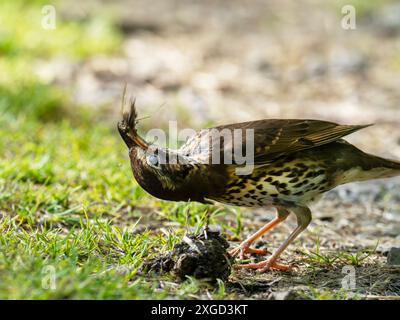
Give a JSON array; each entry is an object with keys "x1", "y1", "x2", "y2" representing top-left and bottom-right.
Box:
[{"x1": 387, "y1": 247, "x2": 400, "y2": 266}]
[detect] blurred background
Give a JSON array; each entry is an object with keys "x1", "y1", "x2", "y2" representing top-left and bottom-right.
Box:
[
  {"x1": 2, "y1": 0, "x2": 400, "y2": 155},
  {"x1": 1, "y1": 0, "x2": 400, "y2": 299}
]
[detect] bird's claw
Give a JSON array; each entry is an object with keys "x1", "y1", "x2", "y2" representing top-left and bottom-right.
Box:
[
  {"x1": 234, "y1": 259, "x2": 295, "y2": 273},
  {"x1": 229, "y1": 242, "x2": 270, "y2": 260}
]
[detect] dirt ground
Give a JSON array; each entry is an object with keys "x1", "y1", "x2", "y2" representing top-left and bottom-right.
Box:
[{"x1": 54, "y1": 0, "x2": 400, "y2": 298}]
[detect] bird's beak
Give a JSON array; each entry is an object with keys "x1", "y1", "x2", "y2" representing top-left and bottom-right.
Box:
[
  {"x1": 132, "y1": 135, "x2": 148, "y2": 149},
  {"x1": 118, "y1": 122, "x2": 148, "y2": 150}
]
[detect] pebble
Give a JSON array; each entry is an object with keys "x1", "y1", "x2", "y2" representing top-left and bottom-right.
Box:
[
  {"x1": 268, "y1": 290, "x2": 299, "y2": 300},
  {"x1": 387, "y1": 247, "x2": 400, "y2": 266}
]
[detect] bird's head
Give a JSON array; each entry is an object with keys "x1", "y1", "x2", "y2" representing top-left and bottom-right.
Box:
[{"x1": 117, "y1": 94, "x2": 197, "y2": 201}]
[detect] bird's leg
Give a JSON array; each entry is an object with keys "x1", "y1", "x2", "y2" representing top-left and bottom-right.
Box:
[
  {"x1": 229, "y1": 207, "x2": 290, "y2": 259},
  {"x1": 235, "y1": 206, "x2": 311, "y2": 272}
]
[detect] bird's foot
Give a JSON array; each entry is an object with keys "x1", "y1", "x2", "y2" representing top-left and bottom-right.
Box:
[
  {"x1": 229, "y1": 242, "x2": 270, "y2": 260},
  {"x1": 234, "y1": 259, "x2": 293, "y2": 273}
]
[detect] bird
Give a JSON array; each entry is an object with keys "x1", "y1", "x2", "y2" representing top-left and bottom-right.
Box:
[{"x1": 117, "y1": 98, "x2": 400, "y2": 272}]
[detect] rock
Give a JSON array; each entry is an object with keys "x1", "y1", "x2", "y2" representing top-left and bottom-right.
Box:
[
  {"x1": 387, "y1": 247, "x2": 400, "y2": 266},
  {"x1": 269, "y1": 290, "x2": 299, "y2": 300},
  {"x1": 376, "y1": 245, "x2": 391, "y2": 257},
  {"x1": 318, "y1": 215, "x2": 334, "y2": 222}
]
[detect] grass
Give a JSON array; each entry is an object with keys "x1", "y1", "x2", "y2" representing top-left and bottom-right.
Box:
[
  {"x1": 0, "y1": 0, "x2": 121, "y2": 59},
  {"x1": 300, "y1": 236, "x2": 378, "y2": 271},
  {"x1": 0, "y1": 112, "x2": 241, "y2": 298},
  {"x1": 300, "y1": 287, "x2": 361, "y2": 300},
  {"x1": 0, "y1": 0, "x2": 214, "y2": 299},
  {"x1": 0, "y1": 0, "x2": 121, "y2": 121}
]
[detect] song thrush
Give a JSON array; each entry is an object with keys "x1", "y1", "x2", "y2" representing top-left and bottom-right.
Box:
[{"x1": 118, "y1": 99, "x2": 400, "y2": 272}]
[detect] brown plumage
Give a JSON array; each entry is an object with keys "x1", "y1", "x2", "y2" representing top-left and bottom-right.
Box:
[{"x1": 118, "y1": 98, "x2": 400, "y2": 272}]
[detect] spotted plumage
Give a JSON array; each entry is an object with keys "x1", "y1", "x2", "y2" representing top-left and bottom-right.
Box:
[
  {"x1": 214, "y1": 152, "x2": 335, "y2": 207},
  {"x1": 118, "y1": 97, "x2": 400, "y2": 272}
]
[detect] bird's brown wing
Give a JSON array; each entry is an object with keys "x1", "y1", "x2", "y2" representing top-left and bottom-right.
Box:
[{"x1": 180, "y1": 119, "x2": 371, "y2": 165}]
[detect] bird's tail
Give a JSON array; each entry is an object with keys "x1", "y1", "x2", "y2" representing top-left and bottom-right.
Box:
[
  {"x1": 370, "y1": 155, "x2": 400, "y2": 178},
  {"x1": 350, "y1": 153, "x2": 400, "y2": 182}
]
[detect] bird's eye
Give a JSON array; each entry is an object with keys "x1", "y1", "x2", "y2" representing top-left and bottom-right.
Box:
[{"x1": 147, "y1": 154, "x2": 159, "y2": 166}]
